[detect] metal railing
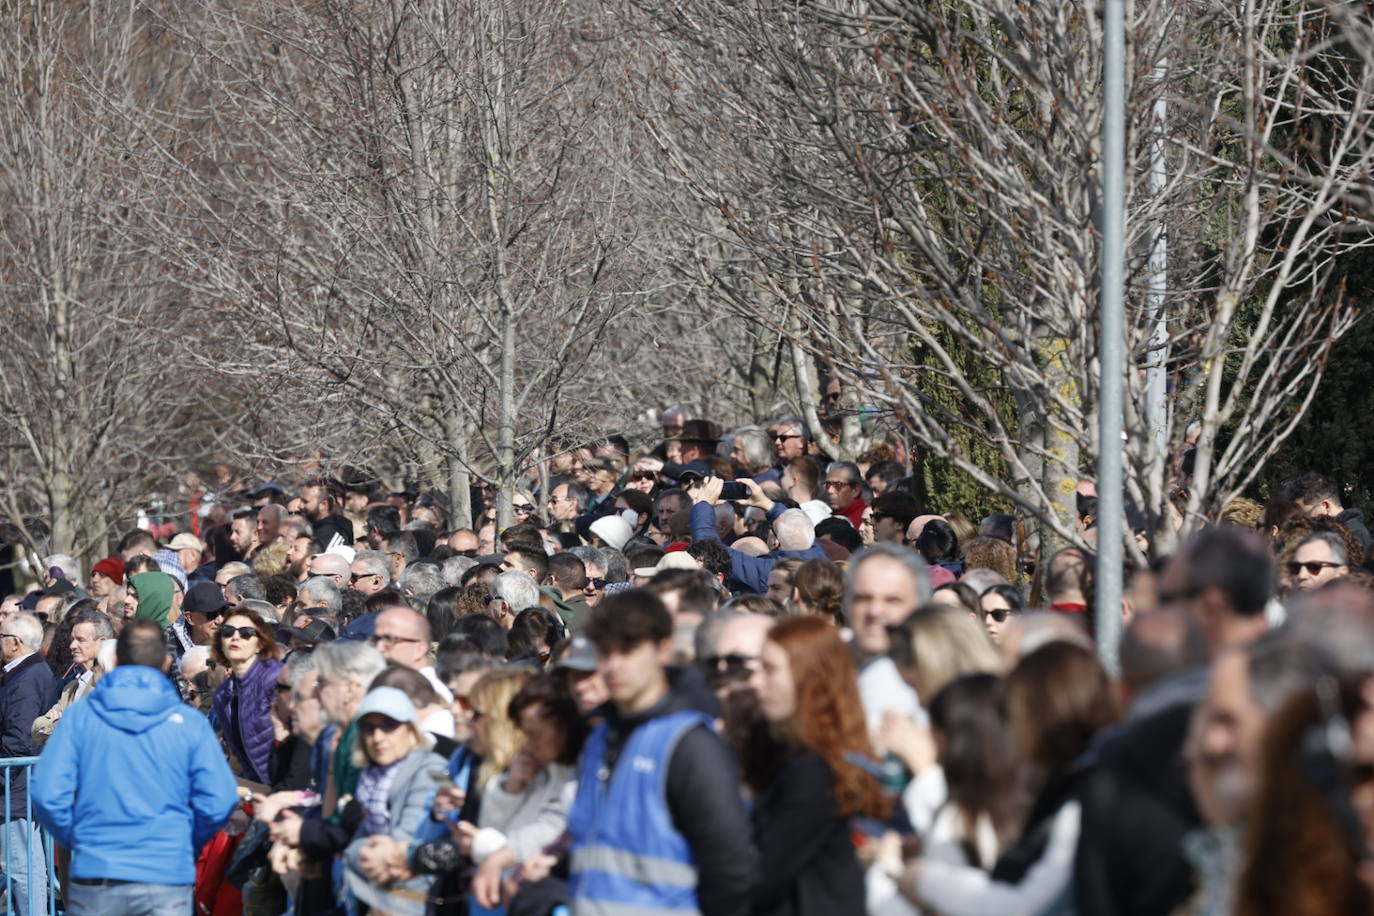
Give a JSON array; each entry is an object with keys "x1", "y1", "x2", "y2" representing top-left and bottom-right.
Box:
[{"x1": 1, "y1": 757, "x2": 56, "y2": 916}]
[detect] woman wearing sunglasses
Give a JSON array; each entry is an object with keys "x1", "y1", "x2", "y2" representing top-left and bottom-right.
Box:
[
  {"x1": 344, "y1": 686, "x2": 447, "y2": 916},
  {"x1": 210, "y1": 608, "x2": 284, "y2": 784},
  {"x1": 978, "y1": 585, "x2": 1026, "y2": 645}
]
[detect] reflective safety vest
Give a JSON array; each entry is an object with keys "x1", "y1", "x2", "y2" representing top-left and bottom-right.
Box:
[{"x1": 567, "y1": 710, "x2": 712, "y2": 916}]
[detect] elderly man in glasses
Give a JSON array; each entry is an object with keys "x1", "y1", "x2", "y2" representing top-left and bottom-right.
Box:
[
  {"x1": 367, "y1": 603, "x2": 452, "y2": 704},
  {"x1": 348, "y1": 551, "x2": 392, "y2": 596}
]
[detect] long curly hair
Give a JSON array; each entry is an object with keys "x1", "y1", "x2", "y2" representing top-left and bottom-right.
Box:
[
  {"x1": 1235, "y1": 683, "x2": 1374, "y2": 916},
  {"x1": 767, "y1": 615, "x2": 889, "y2": 819}
]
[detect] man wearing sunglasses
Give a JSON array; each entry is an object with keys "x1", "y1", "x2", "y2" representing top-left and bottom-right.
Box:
[
  {"x1": 348, "y1": 551, "x2": 392, "y2": 597},
  {"x1": 1287, "y1": 531, "x2": 1351, "y2": 592}
]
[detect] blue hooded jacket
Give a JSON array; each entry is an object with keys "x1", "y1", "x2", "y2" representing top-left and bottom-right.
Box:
[{"x1": 31, "y1": 665, "x2": 239, "y2": 884}]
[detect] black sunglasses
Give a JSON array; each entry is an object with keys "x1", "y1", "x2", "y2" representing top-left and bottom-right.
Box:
[
  {"x1": 1286, "y1": 560, "x2": 1344, "y2": 576},
  {"x1": 702, "y1": 653, "x2": 758, "y2": 672},
  {"x1": 219, "y1": 625, "x2": 258, "y2": 641}
]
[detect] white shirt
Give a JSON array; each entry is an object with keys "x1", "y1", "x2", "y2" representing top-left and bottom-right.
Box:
[
  {"x1": 420, "y1": 665, "x2": 454, "y2": 703},
  {"x1": 858, "y1": 655, "x2": 926, "y2": 739},
  {"x1": 800, "y1": 499, "x2": 833, "y2": 526},
  {"x1": 72, "y1": 667, "x2": 96, "y2": 702}
]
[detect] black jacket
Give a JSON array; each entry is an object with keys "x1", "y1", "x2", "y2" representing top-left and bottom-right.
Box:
[
  {"x1": 750, "y1": 748, "x2": 864, "y2": 916},
  {"x1": 1073, "y1": 701, "x2": 1200, "y2": 915},
  {"x1": 0, "y1": 653, "x2": 59, "y2": 819},
  {"x1": 1338, "y1": 508, "x2": 1372, "y2": 551}
]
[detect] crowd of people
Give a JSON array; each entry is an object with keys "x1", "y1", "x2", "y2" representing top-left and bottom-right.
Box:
[{"x1": 4, "y1": 407, "x2": 1374, "y2": 916}]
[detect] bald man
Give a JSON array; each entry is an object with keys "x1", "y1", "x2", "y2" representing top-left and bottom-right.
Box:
[
  {"x1": 370, "y1": 606, "x2": 452, "y2": 703},
  {"x1": 308, "y1": 552, "x2": 351, "y2": 589},
  {"x1": 449, "y1": 529, "x2": 479, "y2": 556}
]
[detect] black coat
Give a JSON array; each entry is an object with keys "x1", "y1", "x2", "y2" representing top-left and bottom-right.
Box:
[
  {"x1": 750, "y1": 749, "x2": 864, "y2": 916},
  {"x1": 0, "y1": 653, "x2": 59, "y2": 819},
  {"x1": 1073, "y1": 701, "x2": 1200, "y2": 916}
]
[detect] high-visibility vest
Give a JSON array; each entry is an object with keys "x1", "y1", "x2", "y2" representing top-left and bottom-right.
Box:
[{"x1": 566, "y1": 710, "x2": 712, "y2": 916}]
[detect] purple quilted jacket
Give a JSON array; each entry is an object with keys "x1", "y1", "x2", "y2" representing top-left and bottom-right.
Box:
[{"x1": 211, "y1": 656, "x2": 284, "y2": 785}]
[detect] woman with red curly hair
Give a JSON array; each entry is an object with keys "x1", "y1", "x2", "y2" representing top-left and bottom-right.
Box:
[{"x1": 750, "y1": 615, "x2": 889, "y2": 915}]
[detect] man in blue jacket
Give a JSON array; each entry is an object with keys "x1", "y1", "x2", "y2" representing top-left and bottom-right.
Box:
[
  {"x1": 688, "y1": 476, "x2": 826, "y2": 594},
  {"x1": 32, "y1": 618, "x2": 239, "y2": 916}
]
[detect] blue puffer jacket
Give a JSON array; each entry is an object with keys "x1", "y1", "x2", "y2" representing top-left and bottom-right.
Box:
[
  {"x1": 31, "y1": 665, "x2": 239, "y2": 884},
  {"x1": 211, "y1": 656, "x2": 284, "y2": 785}
]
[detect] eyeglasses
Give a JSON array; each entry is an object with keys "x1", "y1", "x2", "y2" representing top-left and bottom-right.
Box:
[
  {"x1": 0, "y1": 633, "x2": 18, "y2": 643},
  {"x1": 350, "y1": 573, "x2": 380, "y2": 584},
  {"x1": 274, "y1": 682, "x2": 292, "y2": 694},
  {"x1": 484, "y1": 594, "x2": 502, "y2": 604},
  {"x1": 368, "y1": 633, "x2": 424, "y2": 648},
  {"x1": 773, "y1": 434, "x2": 802, "y2": 442},
  {"x1": 513, "y1": 503, "x2": 534, "y2": 513},
  {"x1": 219, "y1": 626, "x2": 258, "y2": 641},
  {"x1": 1286, "y1": 560, "x2": 1345, "y2": 576},
  {"x1": 823, "y1": 480, "x2": 856, "y2": 490},
  {"x1": 631, "y1": 471, "x2": 657, "y2": 482},
  {"x1": 584, "y1": 578, "x2": 608, "y2": 592},
  {"x1": 985, "y1": 609, "x2": 1010, "y2": 623}
]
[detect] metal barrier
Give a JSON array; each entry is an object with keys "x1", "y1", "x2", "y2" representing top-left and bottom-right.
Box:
[{"x1": 0, "y1": 757, "x2": 56, "y2": 916}]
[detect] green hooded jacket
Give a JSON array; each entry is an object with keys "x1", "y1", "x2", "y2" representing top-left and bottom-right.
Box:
[{"x1": 130, "y1": 571, "x2": 175, "y2": 627}]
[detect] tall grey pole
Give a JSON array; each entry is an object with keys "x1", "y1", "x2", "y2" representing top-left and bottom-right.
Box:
[
  {"x1": 1096, "y1": 0, "x2": 1126, "y2": 675},
  {"x1": 1144, "y1": 32, "x2": 1170, "y2": 529}
]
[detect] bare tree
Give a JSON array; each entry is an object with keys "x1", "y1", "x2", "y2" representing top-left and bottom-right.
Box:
[
  {"x1": 143, "y1": 0, "x2": 649, "y2": 528},
  {"x1": 0, "y1": 0, "x2": 216, "y2": 567},
  {"x1": 621, "y1": 0, "x2": 1374, "y2": 558}
]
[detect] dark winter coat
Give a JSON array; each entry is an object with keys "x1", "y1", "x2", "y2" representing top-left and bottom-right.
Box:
[
  {"x1": 211, "y1": 656, "x2": 284, "y2": 785},
  {"x1": 0, "y1": 653, "x2": 60, "y2": 819}
]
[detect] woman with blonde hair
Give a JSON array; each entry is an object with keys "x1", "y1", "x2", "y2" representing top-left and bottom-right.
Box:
[
  {"x1": 464, "y1": 667, "x2": 538, "y2": 800},
  {"x1": 890, "y1": 604, "x2": 1003, "y2": 704},
  {"x1": 878, "y1": 605, "x2": 1005, "y2": 848}
]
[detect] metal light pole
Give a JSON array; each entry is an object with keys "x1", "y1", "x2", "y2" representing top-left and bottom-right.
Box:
[
  {"x1": 1096, "y1": 0, "x2": 1126, "y2": 676},
  {"x1": 1144, "y1": 34, "x2": 1170, "y2": 526}
]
